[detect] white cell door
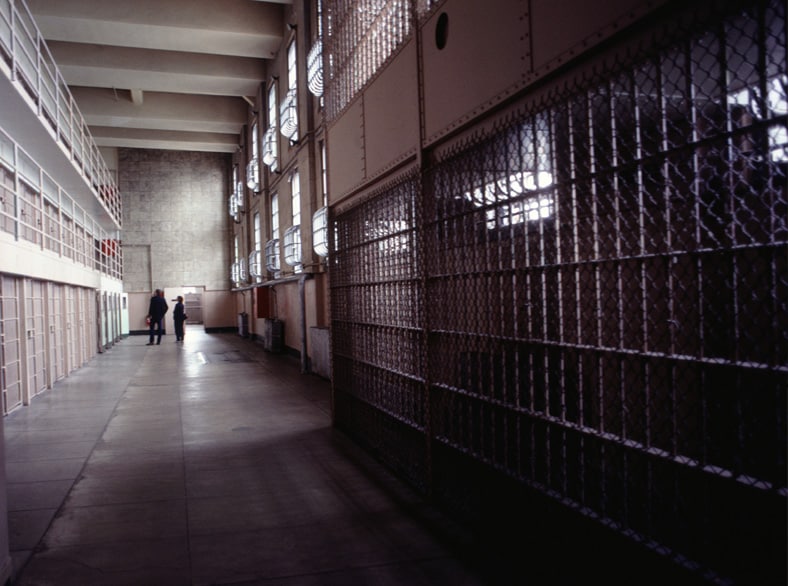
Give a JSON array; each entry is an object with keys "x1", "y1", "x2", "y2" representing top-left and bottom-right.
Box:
[
  {"x1": 65, "y1": 285, "x2": 78, "y2": 373},
  {"x1": 1, "y1": 275, "x2": 22, "y2": 414},
  {"x1": 24, "y1": 278, "x2": 47, "y2": 399},
  {"x1": 84, "y1": 288, "x2": 97, "y2": 361},
  {"x1": 76, "y1": 287, "x2": 87, "y2": 367},
  {"x1": 102, "y1": 291, "x2": 109, "y2": 348},
  {"x1": 47, "y1": 282, "x2": 65, "y2": 384}
]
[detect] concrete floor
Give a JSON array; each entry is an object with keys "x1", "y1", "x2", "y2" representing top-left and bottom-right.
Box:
[{"x1": 4, "y1": 331, "x2": 492, "y2": 586}]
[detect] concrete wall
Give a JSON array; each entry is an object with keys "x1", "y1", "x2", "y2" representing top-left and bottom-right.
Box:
[{"x1": 119, "y1": 148, "x2": 235, "y2": 328}]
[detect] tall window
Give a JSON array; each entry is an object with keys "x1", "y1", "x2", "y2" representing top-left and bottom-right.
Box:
[
  {"x1": 231, "y1": 235, "x2": 240, "y2": 285},
  {"x1": 265, "y1": 192, "x2": 281, "y2": 277},
  {"x1": 271, "y1": 192, "x2": 280, "y2": 241},
  {"x1": 247, "y1": 121, "x2": 260, "y2": 193},
  {"x1": 249, "y1": 211, "x2": 262, "y2": 283},
  {"x1": 320, "y1": 141, "x2": 328, "y2": 207},
  {"x1": 280, "y1": 39, "x2": 299, "y2": 141},
  {"x1": 284, "y1": 171, "x2": 302, "y2": 272},
  {"x1": 288, "y1": 38, "x2": 298, "y2": 111},
  {"x1": 307, "y1": 0, "x2": 324, "y2": 101},
  {"x1": 254, "y1": 211, "x2": 261, "y2": 255},
  {"x1": 290, "y1": 170, "x2": 301, "y2": 228},
  {"x1": 263, "y1": 82, "x2": 279, "y2": 171},
  {"x1": 313, "y1": 142, "x2": 329, "y2": 257},
  {"x1": 229, "y1": 164, "x2": 241, "y2": 221}
]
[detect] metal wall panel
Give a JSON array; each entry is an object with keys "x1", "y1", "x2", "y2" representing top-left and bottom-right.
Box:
[
  {"x1": 529, "y1": 0, "x2": 669, "y2": 75},
  {"x1": 421, "y1": 0, "x2": 529, "y2": 144},
  {"x1": 363, "y1": 41, "x2": 420, "y2": 182},
  {"x1": 326, "y1": 99, "x2": 366, "y2": 203}
]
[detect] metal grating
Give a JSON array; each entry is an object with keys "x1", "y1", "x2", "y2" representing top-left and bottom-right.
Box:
[
  {"x1": 323, "y1": 0, "x2": 412, "y2": 121},
  {"x1": 331, "y1": 174, "x2": 428, "y2": 488},
  {"x1": 330, "y1": 1, "x2": 787, "y2": 583}
]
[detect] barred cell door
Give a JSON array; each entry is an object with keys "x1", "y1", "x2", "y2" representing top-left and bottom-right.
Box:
[
  {"x1": 76, "y1": 288, "x2": 88, "y2": 365},
  {"x1": 65, "y1": 285, "x2": 79, "y2": 373},
  {"x1": 84, "y1": 288, "x2": 97, "y2": 359},
  {"x1": 114, "y1": 293, "x2": 122, "y2": 342},
  {"x1": 24, "y1": 278, "x2": 47, "y2": 400},
  {"x1": 47, "y1": 282, "x2": 65, "y2": 384},
  {"x1": 103, "y1": 292, "x2": 116, "y2": 347},
  {"x1": 98, "y1": 290, "x2": 107, "y2": 349},
  {"x1": 0, "y1": 275, "x2": 22, "y2": 414},
  {"x1": 0, "y1": 164, "x2": 14, "y2": 235},
  {"x1": 71, "y1": 287, "x2": 87, "y2": 367}
]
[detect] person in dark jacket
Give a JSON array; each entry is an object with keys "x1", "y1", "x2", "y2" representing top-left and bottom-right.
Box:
[
  {"x1": 146, "y1": 289, "x2": 168, "y2": 345},
  {"x1": 173, "y1": 295, "x2": 188, "y2": 342}
]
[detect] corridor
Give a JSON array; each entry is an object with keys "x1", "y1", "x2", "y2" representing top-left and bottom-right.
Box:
[{"x1": 4, "y1": 331, "x2": 491, "y2": 586}]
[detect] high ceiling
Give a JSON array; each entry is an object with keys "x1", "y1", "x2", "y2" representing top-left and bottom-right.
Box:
[{"x1": 26, "y1": 0, "x2": 290, "y2": 153}]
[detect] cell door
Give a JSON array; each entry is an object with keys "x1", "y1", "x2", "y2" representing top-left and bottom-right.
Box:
[
  {"x1": 110, "y1": 292, "x2": 121, "y2": 344},
  {"x1": 0, "y1": 275, "x2": 22, "y2": 414},
  {"x1": 75, "y1": 288, "x2": 87, "y2": 366},
  {"x1": 84, "y1": 288, "x2": 97, "y2": 360},
  {"x1": 0, "y1": 164, "x2": 15, "y2": 235},
  {"x1": 98, "y1": 290, "x2": 107, "y2": 349},
  {"x1": 24, "y1": 278, "x2": 47, "y2": 399},
  {"x1": 47, "y1": 282, "x2": 65, "y2": 384},
  {"x1": 106, "y1": 292, "x2": 117, "y2": 345},
  {"x1": 65, "y1": 285, "x2": 78, "y2": 373}
]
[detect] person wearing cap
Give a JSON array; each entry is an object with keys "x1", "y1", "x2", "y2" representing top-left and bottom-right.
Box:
[{"x1": 173, "y1": 295, "x2": 188, "y2": 342}]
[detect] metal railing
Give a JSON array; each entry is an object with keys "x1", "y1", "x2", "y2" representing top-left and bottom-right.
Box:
[
  {"x1": 0, "y1": 0, "x2": 121, "y2": 227},
  {"x1": 0, "y1": 126, "x2": 122, "y2": 279}
]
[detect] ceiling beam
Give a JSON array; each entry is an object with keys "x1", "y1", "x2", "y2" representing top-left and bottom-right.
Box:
[
  {"x1": 47, "y1": 41, "x2": 267, "y2": 98},
  {"x1": 26, "y1": 0, "x2": 284, "y2": 58},
  {"x1": 23, "y1": 0, "x2": 286, "y2": 153},
  {"x1": 90, "y1": 126, "x2": 241, "y2": 153},
  {"x1": 69, "y1": 87, "x2": 248, "y2": 134}
]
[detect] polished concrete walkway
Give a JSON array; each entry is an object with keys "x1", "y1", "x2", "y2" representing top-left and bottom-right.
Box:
[{"x1": 4, "y1": 331, "x2": 492, "y2": 586}]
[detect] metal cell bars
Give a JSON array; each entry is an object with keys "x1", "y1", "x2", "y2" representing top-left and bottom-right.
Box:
[
  {"x1": 330, "y1": 174, "x2": 425, "y2": 429},
  {"x1": 424, "y1": 117, "x2": 565, "y2": 485},
  {"x1": 0, "y1": 161, "x2": 13, "y2": 234},
  {"x1": 422, "y1": 1, "x2": 786, "y2": 580},
  {"x1": 323, "y1": 0, "x2": 412, "y2": 120},
  {"x1": 23, "y1": 277, "x2": 46, "y2": 398},
  {"x1": 0, "y1": 274, "x2": 22, "y2": 414}
]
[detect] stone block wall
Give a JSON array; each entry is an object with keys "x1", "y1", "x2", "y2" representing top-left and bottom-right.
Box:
[{"x1": 119, "y1": 149, "x2": 232, "y2": 293}]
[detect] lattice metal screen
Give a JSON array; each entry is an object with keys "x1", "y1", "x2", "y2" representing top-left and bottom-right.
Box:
[{"x1": 330, "y1": 1, "x2": 787, "y2": 583}]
